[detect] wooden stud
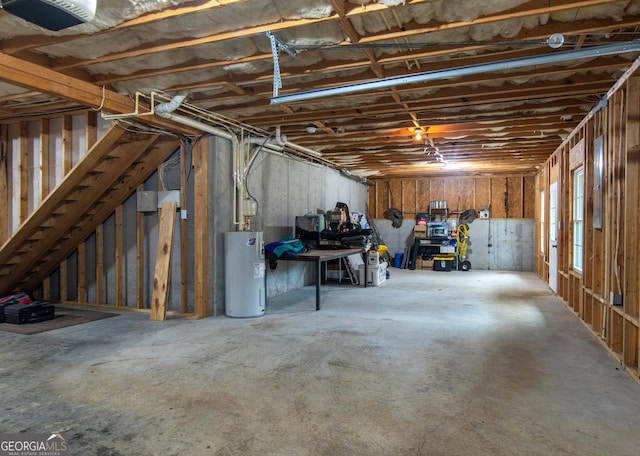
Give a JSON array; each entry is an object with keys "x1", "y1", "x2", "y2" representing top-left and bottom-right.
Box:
[
  {"x1": 95, "y1": 224, "x2": 104, "y2": 305},
  {"x1": 115, "y1": 205, "x2": 123, "y2": 308},
  {"x1": 62, "y1": 115, "x2": 72, "y2": 175},
  {"x1": 40, "y1": 119, "x2": 50, "y2": 201},
  {"x1": 193, "y1": 138, "x2": 210, "y2": 318},
  {"x1": 180, "y1": 142, "x2": 188, "y2": 314},
  {"x1": 150, "y1": 201, "x2": 177, "y2": 321},
  {"x1": 624, "y1": 77, "x2": 640, "y2": 319},
  {"x1": 0, "y1": 125, "x2": 7, "y2": 244},
  {"x1": 77, "y1": 242, "x2": 86, "y2": 303},
  {"x1": 86, "y1": 111, "x2": 97, "y2": 148},
  {"x1": 136, "y1": 185, "x2": 145, "y2": 309},
  {"x1": 42, "y1": 278, "x2": 50, "y2": 300},
  {"x1": 59, "y1": 261, "x2": 67, "y2": 302},
  {"x1": 19, "y1": 122, "x2": 28, "y2": 224}
]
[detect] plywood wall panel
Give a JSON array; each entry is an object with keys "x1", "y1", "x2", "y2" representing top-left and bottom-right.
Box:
[
  {"x1": 458, "y1": 177, "x2": 475, "y2": 212},
  {"x1": 369, "y1": 175, "x2": 536, "y2": 220},
  {"x1": 430, "y1": 178, "x2": 444, "y2": 202},
  {"x1": 491, "y1": 177, "x2": 507, "y2": 218},
  {"x1": 443, "y1": 178, "x2": 460, "y2": 211},
  {"x1": 389, "y1": 180, "x2": 402, "y2": 210},
  {"x1": 376, "y1": 180, "x2": 390, "y2": 219},
  {"x1": 367, "y1": 185, "x2": 376, "y2": 218},
  {"x1": 507, "y1": 177, "x2": 523, "y2": 218},
  {"x1": 524, "y1": 176, "x2": 536, "y2": 218},
  {"x1": 416, "y1": 178, "x2": 430, "y2": 212},
  {"x1": 402, "y1": 179, "x2": 417, "y2": 215},
  {"x1": 475, "y1": 177, "x2": 491, "y2": 212}
]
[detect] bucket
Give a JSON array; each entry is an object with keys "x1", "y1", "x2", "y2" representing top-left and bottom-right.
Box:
[{"x1": 394, "y1": 253, "x2": 403, "y2": 268}]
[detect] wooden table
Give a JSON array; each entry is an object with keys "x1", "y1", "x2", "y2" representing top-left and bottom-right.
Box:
[{"x1": 266, "y1": 248, "x2": 366, "y2": 311}]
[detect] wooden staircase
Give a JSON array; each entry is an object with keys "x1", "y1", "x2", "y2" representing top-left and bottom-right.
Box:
[{"x1": 0, "y1": 124, "x2": 180, "y2": 296}]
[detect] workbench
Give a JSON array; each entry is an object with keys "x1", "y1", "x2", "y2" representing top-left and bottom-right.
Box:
[{"x1": 266, "y1": 248, "x2": 366, "y2": 311}]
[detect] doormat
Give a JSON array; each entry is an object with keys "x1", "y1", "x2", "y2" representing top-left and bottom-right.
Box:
[{"x1": 0, "y1": 306, "x2": 118, "y2": 335}]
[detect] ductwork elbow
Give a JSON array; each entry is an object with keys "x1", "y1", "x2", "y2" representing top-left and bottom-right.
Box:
[{"x1": 154, "y1": 94, "x2": 187, "y2": 117}]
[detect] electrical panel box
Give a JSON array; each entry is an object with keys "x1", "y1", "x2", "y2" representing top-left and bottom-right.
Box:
[
  {"x1": 158, "y1": 190, "x2": 181, "y2": 208},
  {"x1": 136, "y1": 191, "x2": 157, "y2": 213},
  {"x1": 137, "y1": 190, "x2": 181, "y2": 212}
]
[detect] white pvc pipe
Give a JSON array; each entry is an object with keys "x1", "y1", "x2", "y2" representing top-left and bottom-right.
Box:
[{"x1": 155, "y1": 99, "x2": 326, "y2": 229}]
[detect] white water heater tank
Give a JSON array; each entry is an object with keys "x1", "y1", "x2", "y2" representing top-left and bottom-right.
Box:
[
  {"x1": 224, "y1": 231, "x2": 266, "y2": 318},
  {"x1": 1, "y1": 0, "x2": 96, "y2": 31}
]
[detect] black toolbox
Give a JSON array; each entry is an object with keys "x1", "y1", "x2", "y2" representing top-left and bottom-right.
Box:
[
  {"x1": 4, "y1": 301, "x2": 55, "y2": 325},
  {"x1": 0, "y1": 292, "x2": 32, "y2": 323}
]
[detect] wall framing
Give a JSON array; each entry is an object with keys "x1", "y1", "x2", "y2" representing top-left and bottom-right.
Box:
[{"x1": 536, "y1": 63, "x2": 640, "y2": 382}]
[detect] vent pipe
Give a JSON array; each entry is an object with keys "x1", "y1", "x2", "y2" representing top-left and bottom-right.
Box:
[{"x1": 271, "y1": 40, "x2": 640, "y2": 105}]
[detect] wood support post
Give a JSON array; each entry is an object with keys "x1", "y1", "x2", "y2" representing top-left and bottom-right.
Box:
[
  {"x1": 136, "y1": 185, "x2": 145, "y2": 309},
  {"x1": 115, "y1": 205, "x2": 123, "y2": 308},
  {"x1": 193, "y1": 138, "x2": 210, "y2": 317},
  {"x1": 19, "y1": 122, "x2": 28, "y2": 224},
  {"x1": 0, "y1": 125, "x2": 7, "y2": 245},
  {"x1": 180, "y1": 141, "x2": 188, "y2": 314},
  {"x1": 96, "y1": 225, "x2": 104, "y2": 305}
]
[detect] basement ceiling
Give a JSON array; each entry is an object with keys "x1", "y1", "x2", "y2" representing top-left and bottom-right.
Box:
[{"x1": 1, "y1": 0, "x2": 640, "y2": 177}]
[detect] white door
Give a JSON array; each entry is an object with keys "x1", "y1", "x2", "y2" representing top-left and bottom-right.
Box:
[{"x1": 549, "y1": 181, "x2": 558, "y2": 292}]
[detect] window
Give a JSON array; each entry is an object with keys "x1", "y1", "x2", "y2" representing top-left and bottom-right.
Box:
[
  {"x1": 573, "y1": 166, "x2": 584, "y2": 271},
  {"x1": 540, "y1": 190, "x2": 545, "y2": 254}
]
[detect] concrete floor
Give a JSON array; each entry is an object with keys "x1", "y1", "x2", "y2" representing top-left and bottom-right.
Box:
[{"x1": 1, "y1": 269, "x2": 640, "y2": 456}]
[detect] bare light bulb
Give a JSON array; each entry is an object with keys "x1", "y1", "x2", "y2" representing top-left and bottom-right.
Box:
[{"x1": 548, "y1": 33, "x2": 565, "y2": 49}]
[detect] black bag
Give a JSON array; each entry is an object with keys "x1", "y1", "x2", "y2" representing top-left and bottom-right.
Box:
[
  {"x1": 0, "y1": 292, "x2": 32, "y2": 323},
  {"x1": 4, "y1": 302, "x2": 55, "y2": 325}
]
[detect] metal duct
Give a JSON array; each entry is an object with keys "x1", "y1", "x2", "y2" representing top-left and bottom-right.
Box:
[{"x1": 271, "y1": 40, "x2": 640, "y2": 105}]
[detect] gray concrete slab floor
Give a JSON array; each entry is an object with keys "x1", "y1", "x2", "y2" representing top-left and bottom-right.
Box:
[{"x1": 1, "y1": 269, "x2": 640, "y2": 455}]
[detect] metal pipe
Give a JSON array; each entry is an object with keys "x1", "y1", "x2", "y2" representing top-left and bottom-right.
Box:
[{"x1": 271, "y1": 40, "x2": 640, "y2": 104}]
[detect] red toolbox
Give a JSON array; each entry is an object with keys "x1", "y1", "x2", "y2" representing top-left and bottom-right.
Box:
[{"x1": 0, "y1": 292, "x2": 32, "y2": 323}]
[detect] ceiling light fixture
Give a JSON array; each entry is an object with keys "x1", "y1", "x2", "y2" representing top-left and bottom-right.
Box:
[
  {"x1": 306, "y1": 124, "x2": 317, "y2": 134},
  {"x1": 414, "y1": 127, "x2": 424, "y2": 141},
  {"x1": 271, "y1": 40, "x2": 640, "y2": 105}
]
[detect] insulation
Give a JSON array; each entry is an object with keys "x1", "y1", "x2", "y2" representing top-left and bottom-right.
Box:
[{"x1": 1, "y1": 0, "x2": 639, "y2": 177}]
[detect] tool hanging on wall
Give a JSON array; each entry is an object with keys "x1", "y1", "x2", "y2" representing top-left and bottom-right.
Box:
[{"x1": 385, "y1": 207, "x2": 403, "y2": 228}]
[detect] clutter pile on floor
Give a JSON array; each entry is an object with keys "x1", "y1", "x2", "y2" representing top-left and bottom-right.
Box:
[{"x1": 0, "y1": 292, "x2": 55, "y2": 325}]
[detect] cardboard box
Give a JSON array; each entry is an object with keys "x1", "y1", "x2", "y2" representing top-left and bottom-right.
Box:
[
  {"x1": 422, "y1": 260, "x2": 434, "y2": 270},
  {"x1": 413, "y1": 225, "x2": 427, "y2": 238}
]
